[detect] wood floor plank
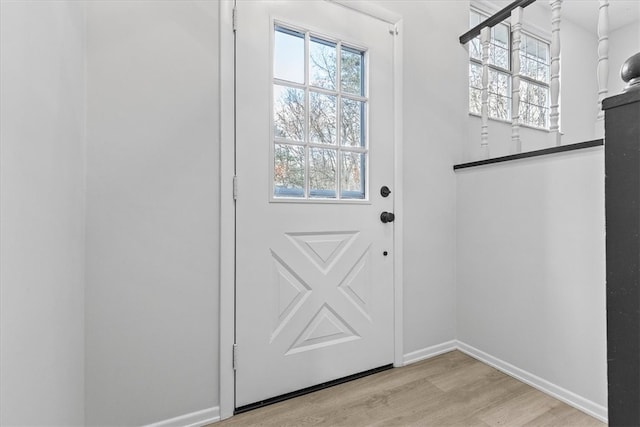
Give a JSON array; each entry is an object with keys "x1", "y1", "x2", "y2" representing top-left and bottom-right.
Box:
[{"x1": 214, "y1": 351, "x2": 605, "y2": 427}]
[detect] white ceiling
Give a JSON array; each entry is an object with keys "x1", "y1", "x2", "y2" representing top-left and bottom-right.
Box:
[{"x1": 537, "y1": 0, "x2": 640, "y2": 33}]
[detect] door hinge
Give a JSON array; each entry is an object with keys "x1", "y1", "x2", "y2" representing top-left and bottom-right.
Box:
[
  {"x1": 232, "y1": 6, "x2": 238, "y2": 32},
  {"x1": 233, "y1": 343, "x2": 238, "y2": 370},
  {"x1": 389, "y1": 25, "x2": 399, "y2": 36},
  {"x1": 233, "y1": 175, "x2": 238, "y2": 200}
]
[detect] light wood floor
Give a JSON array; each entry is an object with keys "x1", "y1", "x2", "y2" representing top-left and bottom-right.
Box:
[{"x1": 214, "y1": 350, "x2": 605, "y2": 426}]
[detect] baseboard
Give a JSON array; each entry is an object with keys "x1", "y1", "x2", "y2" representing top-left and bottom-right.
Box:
[
  {"x1": 456, "y1": 341, "x2": 608, "y2": 423},
  {"x1": 403, "y1": 340, "x2": 457, "y2": 365},
  {"x1": 143, "y1": 407, "x2": 220, "y2": 427}
]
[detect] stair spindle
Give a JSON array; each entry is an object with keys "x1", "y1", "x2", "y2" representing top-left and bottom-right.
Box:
[
  {"x1": 511, "y1": 7, "x2": 523, "y2": 154},
  {"x1": 596, "y1": 0, "x2": 610, "y2": 138},
  {"x1": 481, "y1": 26, "x2": 491, "y2": 159},
  {"x1": 549, "y1": 0, "x2": 562, "y2": 146}
]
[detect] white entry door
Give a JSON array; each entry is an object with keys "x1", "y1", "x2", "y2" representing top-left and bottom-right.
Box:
[{"x1": 235, "y1": 0, "x2": 396, "y2": 408}]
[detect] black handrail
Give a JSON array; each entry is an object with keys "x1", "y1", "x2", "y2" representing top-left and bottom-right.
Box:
[{"x1": 459, "y1": 0, "x2": 537, "y2": 44}]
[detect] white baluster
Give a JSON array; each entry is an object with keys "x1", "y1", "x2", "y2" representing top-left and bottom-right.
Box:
[
  {"x1": 481, "y1": 26, "x2": 490, "y2": 159},
  {"x1": 549, "y1": 0, "x2": 562, "y2": 146},
  {"x1": 511, "y1": 7, "x2": 523, "y2": 154},
  {"x1": 596, "y1": 0, "x2": 609, "y2": 138}
]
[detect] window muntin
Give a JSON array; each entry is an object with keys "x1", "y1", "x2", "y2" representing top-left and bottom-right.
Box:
[
  {"x1": 468, "y1": 10, "x2": 550, "y2": 129},
  {"x1": 273, "y1": 25, "x2": 367, "y2": 201}
]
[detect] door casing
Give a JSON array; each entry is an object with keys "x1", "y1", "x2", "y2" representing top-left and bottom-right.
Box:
[{"x1": 218, "y1": 0, "x2": 404, "y2": 419}]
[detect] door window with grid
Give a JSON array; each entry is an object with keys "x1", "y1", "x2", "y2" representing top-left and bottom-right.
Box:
[
  {"x1": 273, "y1": 25, "x2": 367, "y2": 200},
  {"x1": 468, "y1": 9, "x2": 550, "y2": 129}
]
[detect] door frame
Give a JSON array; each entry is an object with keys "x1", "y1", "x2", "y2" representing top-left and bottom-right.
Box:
[{"x1": 218, "y1": 0, "x2": 404, "y2": 419}]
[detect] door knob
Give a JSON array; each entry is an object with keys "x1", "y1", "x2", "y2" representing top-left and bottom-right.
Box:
[{"x1": 380, "y1": 211, "x2": 395, "y2": 223}]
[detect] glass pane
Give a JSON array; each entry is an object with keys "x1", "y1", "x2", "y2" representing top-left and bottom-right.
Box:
[
  {"x1": 492, "y1": 46, "x2": 509, "y2": 69},
  {"x1": 341, "y1": 47, "x2": 364, "y2": 95},
  {"x1": 309, "y1": 148, "x2": 337, "y2": 198},
  {"x1": 519, "y1": 102, "x2": 529, "y2": 123},
  {"x1": 274, "y1": 27, "x2": 304, "y2": 84},
  {"x1": 469, "y1": 11, "x2": 482, "y2": 60},
  {"x1": 488, "y1": 94, "x2": 497, "y2": 118},
  {"x1": 526, "y1": 37, "x2": 537, "y2": 58},
  {"x1": 494, "y1": 24, "x2": 509, "y2": 49},
  {"x1": 524, "y1": 58, "x2": 537, "y2": 79},
  {"x1": 540, "y1": 107, "x2": 549, "y2": 128},
  {"x1": 498, "y1": 95, "x2": 511, "y2": 120},
  {"x1": 520, "y1": 35, "x2": 528, "y2": 58},
  {"x1": 539, "y1": 86, "x2": 548, "y2": 107},
  {"x1": 520, "y1": 80, "x2": 530, "y2": 103},
  {"x1": 531, "y1": 84, "x2": 541, "y2": 106},
  {"x1": 537, "y1": 63, "x2": 549, "y2": 83},
  {"x1": 532, "y1": 83, "x2": 548, "y2": 107},
  {"x1": 530, "y1": 104, "x2": 541, "y2": 125},
  {"x1": 341, "y1": 152, "x2": 365, "y2": 199},
  {"x1": 470, "y1": 37, "x2": 481, "y2": 60},
  {"x1": 537, "y1": 41, "x2": 549, "y2": 63},
  {"x1": 469, "y1": 62, "x2": 482, "y2": 89},
  {"x1": 497, "y1": 72, "x2": 510, "y2": 96},
  {"x1": 489, "y1": 69, "x2": 510, "y2": 96},
  {"x1": 469, "y1": 87, "x2": 482, "y2": 115},
  {"x1": 489, "y1": 94, "x2": 510, "y2": 120},
  {"x1": 341, "y1": 98, "x2": 364, "y2": 147},
  {"x1": 274, "y1": 85, "x2": 305, "y2": 141},
  {"x1": 489, "y1": 69, "x2": 498, "y2": 94},
  {"x1": 274, "y1": 144, "x2": 305, "y2": 198},
  {"x1": 470, "y1": 10, "x2": 482, "y2": 28},
  {"x1": 309, "y1": 91, "x2": 337, "y2": 144},
  {"x1": 527, "y1": 82, "x2": 536, "y2": 103},
  {"x1": 310, "y1": 37, "x2": 336, "y2": 90}
]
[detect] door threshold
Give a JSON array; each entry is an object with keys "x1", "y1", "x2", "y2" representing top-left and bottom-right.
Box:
[{"x1": 234, "y1": 363, "x2": 394, "y2": 415}]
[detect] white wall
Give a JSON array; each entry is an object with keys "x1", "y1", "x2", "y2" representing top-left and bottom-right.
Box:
[
  {"x1": 0, "y1": 1, "x2": 613, "y2": 424},
  {"x1": 84, "y1": 1, "x2": 220, "y2": 425},
  {"x1": 0, "y1": 1, "x2": 86, "y2": 425},
  {"x1": 378, "y1": 0, "x2": 467, "y2": 356},
  {"x1": 559, "y1": 18, "x2": 600, "y2": 145},
  {"x1": 456, "y1": 147, "x2": 607, "y2": 415},
  {"x1": 608, "y1": 18, "x2": 640, "y2": 96}
]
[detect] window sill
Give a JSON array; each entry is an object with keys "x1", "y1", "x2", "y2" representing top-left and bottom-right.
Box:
[{"x1": 468, "y1": 112, "x2": 550, "y2": 132}]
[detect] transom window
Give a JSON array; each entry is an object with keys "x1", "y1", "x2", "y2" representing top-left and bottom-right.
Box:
[
  {"x1": 272, "y1": 25, "x2": 367, "y2": 200},
  {"x1": 468, "y1": 10, "x2": 551, "y2": 129}
]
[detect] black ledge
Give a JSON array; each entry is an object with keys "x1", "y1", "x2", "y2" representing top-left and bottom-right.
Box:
[{"x1": 453, "y1": 139, "x2": 604, "y2": 170}]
